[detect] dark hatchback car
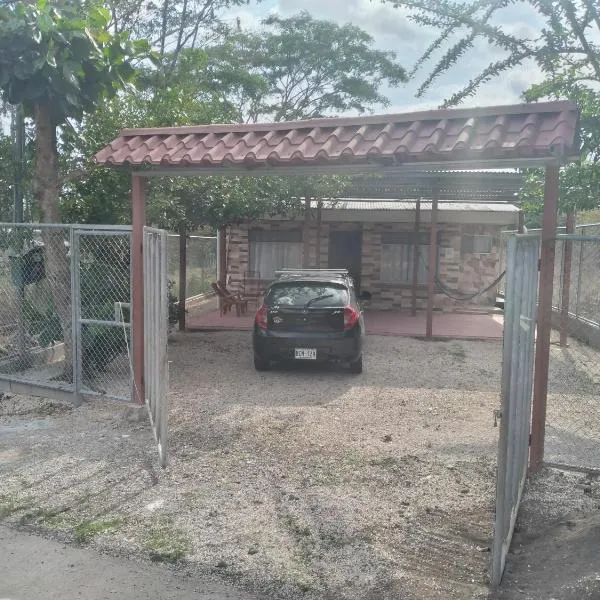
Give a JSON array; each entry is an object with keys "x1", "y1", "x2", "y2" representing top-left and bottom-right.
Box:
[{"x1": 252, "y1": 269, "x2": 365, "y2": 373}]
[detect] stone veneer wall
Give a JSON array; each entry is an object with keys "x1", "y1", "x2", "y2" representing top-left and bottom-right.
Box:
[{"x1": 226, "y1": 220, "x2": 504, "y2": 311}]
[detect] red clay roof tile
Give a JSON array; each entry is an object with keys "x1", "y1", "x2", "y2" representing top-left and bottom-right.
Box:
[{"x1": 93, "y1": 101, "x2": 580, "y2": 169}]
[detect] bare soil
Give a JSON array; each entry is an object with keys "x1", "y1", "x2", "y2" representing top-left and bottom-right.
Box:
[{"x1": 0, "y1": 331, "x2": 598, "y2": 599}]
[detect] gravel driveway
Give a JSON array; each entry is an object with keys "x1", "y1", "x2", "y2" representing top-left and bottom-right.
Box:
[{"x1": 0, "y1": 330, "x2": 597, "y2": 599}]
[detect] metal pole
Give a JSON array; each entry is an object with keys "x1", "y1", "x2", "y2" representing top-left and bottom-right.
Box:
[
  {"x1": 70, "y1": 227, "x2": 82, "y2": 406},
  {"x1": 575, "y1": 231, "x2": 583, "y2": 318},
  {"x1": 518, "y1": 210, "x2": 525, "y2": 234},
  {"x1": 217, "y1": 226, "x2": 227, "y2": 313},
  {"x1": 13, "y1": 104, "x2": 25, "y2": 223},
  {"x1": 530, "y1": 165, "x2": 560, "y2": 474},
  {"x1": 559, "y1": 211, "x2": 574, "y2": 347},
  {"x1": 426, "y1": 188, "x2": 439, "y2": 338},
  {"x1": 412, "y1": 199, "x2": 421, "y2": 316},
  {"x1": 302, "y1": 198, "x2": 311, "y2": 268},
  {"x1": 178, "y1": 221, "x2": 187, "y2": 331},
  {"x1": 315, "y1": 201, "x2": 322, "y2": 268},
  {"x1": 131, "y1": 174, "x2": 146, "y2": 405},
  {"x1": 11, "y1": 107, "x2": 27, "y2": 368}
]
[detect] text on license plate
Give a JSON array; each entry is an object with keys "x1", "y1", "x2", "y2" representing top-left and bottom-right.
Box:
[{"x1": 295, "y1": 348, "x2": 317, "y2": 360}]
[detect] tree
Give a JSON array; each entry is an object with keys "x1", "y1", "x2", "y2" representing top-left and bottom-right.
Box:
[
  {"x1": 201, "y1": 11, "x2": 408, "y2": 122},
  {"x1": 0, "y1": 0, "x2": 148, "y2": 377},
  {"x1": 518, "y1": 76, "x2": 600, "y2": 224},
  {"x1": 383, "y1": 0, "x2": 600, "y2": 221},
  {"x1": 382, "y1": 0, "x2": 600, "y2": 107},
  {"x1": 67, "y1": 9, "x2": 406, "y2": 230},
  {"x1": 105, "y1": 0, "x2": 251, "y2": 84}
]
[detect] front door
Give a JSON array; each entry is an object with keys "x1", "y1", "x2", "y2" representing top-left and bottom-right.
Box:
[{"x1": 328, "y1": 230, "x2": 362, "y2": 290}]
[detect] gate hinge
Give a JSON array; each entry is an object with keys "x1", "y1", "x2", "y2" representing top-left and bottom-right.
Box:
[
  {"x1": 529, "y1": 433, "x2": 532, "y2": 446},
  {"x1": 538, "y1": 258, "x2": 542, "y2": 271},
  {"x1": 493, "y1": 408, "x2": 502, "y2": 427}
]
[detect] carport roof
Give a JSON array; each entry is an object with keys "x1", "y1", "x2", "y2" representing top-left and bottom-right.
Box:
[{"x1": 94, "y1": 101, "x2": 580, "y2": 173}]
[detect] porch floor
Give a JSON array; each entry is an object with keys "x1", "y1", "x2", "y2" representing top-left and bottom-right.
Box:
[{"x1": 186, "y1": 300, "x2": 504, "y2": 340}]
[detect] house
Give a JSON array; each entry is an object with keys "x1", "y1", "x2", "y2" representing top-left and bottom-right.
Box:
[{"x1": 225, "y1": 198, "x2": 521, "y2": 311}]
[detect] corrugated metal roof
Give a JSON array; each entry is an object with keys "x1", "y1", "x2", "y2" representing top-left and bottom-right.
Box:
[
  {"x1": 345, "y1": 171, "x2": 524, "y2": 201},
  {"x1": 312, "y1": 199, "x2": 520, "y2": 213},
  {"x1": 94, "y1": 101, "x2": 580, "y2": 169}
]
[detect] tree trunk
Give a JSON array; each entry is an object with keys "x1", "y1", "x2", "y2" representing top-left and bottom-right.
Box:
[{"x1": 33, "y1": 103, "x2": 73, "y2": 380}]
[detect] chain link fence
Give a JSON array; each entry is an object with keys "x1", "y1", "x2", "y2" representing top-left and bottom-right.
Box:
[
  {"x1": 75, "y1": 229, "x2": 132, "y2": 401},
  {"x1": 0, "y1": 225, "x2": 73, "y2": 396},
  {"x1": 167, "y1": 233, "x2": 217, "y2": 298},
  {"x1": 0, "y1": 224, "x2": 134, "y2": 404},
  {"x1": 546, "y1": 227, "x2": 600, "y2": 471}
]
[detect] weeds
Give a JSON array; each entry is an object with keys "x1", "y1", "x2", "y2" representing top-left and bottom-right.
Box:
[
  {"x1": 144, "y1": 520, "x2": 190, "y2": 563},
  {"x1": 73, "y1": 518, "x2": 122, "y2": 544}
]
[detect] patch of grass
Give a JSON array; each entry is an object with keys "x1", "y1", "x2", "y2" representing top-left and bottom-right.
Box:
[
  {"x1": 18, "y1": 506, "x2": 70, "y2": 527},
  {"x1": 0, "y1": 495, "x2": 31, "y2": 520},
  {"x1": 144, "y1": 520, "x2": 190, "y2": 563},
  {"x1": 73, "y1": 518, "x2": 122, "y2": 544}
]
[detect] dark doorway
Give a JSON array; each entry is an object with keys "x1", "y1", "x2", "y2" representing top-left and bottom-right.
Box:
[{"x1": 328, "y1": 230, "x2": 362, "y2": 289}]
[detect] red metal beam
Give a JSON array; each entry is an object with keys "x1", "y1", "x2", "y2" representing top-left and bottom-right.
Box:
[
  {"x1": 426, "y1": 195, "x2": 439, "y2": 337},
  {"x1": 530, "y1": 164, "x2": 560, "y2": 473},
  {"x1": 131, "y1": 174, "x2": 146, "y2": 405}
]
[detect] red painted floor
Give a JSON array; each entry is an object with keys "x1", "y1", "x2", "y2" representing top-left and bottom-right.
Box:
[{"x1": 186, "y1": 308, "x2": 504, "y2": 340}]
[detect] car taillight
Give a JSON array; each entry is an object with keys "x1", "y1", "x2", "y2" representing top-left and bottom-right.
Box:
[
  {"x1": 255, "y1": 304, "x2": 269, "y2": 330},
  {"x1": 343, "y1": 306, "x2": 360, "y2": 331}
]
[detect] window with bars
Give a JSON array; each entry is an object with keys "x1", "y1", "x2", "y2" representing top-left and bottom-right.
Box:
[
  {"x1": 248, "y1": 229, "x2": 303, "y2": 279},
  {"x1": 380, "y1": 232, "x2": 433, "y2": 284}
]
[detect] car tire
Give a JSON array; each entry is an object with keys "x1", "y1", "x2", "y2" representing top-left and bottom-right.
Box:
[
  {"x1": 254, "y1": 355, "x2": 270, "y2": 371},
  {"x1": 349, "y1": 356, "x2": 363, "y2": 374}
]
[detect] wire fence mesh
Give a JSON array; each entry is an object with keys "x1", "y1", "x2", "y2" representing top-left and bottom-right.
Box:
[
  {"x1": 0, "y1": 224, "x2": 135, "y2": 404},
  {"x1": 76, "y1": 230, "x2": 132, "y2": 401},
  {"x1": 0, "y1": 225, "x2": 73, "y2": 392},
  {"x1": 499, "y1": 225, "x2": 600, "y2": 471},
  {"x1": 546, "y1": 229, "x2": 600, "y2": 471},
  {"x1": 167, "y1": 233, "x2": 217, "y2": 299}
]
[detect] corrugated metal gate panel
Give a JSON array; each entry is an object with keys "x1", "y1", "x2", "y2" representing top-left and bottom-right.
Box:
[
  {"x1": 144, "y1": 227, "x2": 169, "y2": 467},
  {"x1": 490, "y1": 235, "x2": 539, "y2": 586}
]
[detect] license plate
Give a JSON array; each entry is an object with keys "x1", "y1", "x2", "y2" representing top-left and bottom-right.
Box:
[{"x1": 295, "y1": 348, "x2": 317, "y2": 360}]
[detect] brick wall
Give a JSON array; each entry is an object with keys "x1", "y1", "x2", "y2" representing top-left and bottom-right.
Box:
[{"x1": 227, "y1": 219, "x2": 504, "y2": 311}]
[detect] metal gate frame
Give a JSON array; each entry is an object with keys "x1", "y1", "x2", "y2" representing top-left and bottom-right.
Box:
[
  {"x1": 143, "y1": 227, "x2": 169, "y2": 467},
  {"x1": 490, "y1": 234, "x2": 540, "y2": 586},
  {"x1": 72, "y1": 226, "x2": 133, "y2": 403}
]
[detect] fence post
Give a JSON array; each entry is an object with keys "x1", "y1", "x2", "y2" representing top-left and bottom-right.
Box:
[
  {"x1": 575, "y1": 231, "x2": 583, "y2": 318},
  {"x1": 559, "y1": 211, "x2": 575, "y2": 346},
  {"x1": 412, "y1": 198, "x2": 421, "y2": 316},
  {"x1": 70, "y1": 226, "x2": 82, "y2": 407},
  {"x1": 178, "y1": 221, "x2": 187, "y2": 331},
  {"x1": 132, "y1": 175, "x2": 146, "y2": 405},
  {"x1": 530, "y1": 165, "x2": 560, "y2": 474},
  {"x1": 426, "y1": 185, "x2": 440, "y2": 338}
]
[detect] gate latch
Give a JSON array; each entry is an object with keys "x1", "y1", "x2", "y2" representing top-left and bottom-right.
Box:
[{"x1": 493, "y1": 408, "x2": 503, "y2": 427}]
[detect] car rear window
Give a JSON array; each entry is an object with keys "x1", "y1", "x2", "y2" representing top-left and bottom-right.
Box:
[{"x1": 266, "y1": 282, "x2": 349, "y2": 307}]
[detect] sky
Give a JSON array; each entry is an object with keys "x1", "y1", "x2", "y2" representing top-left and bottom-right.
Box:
[{"x1": 225, "y1": 0, "x2": 547, "y2": 115}]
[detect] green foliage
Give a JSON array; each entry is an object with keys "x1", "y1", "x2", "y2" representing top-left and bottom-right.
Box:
[
  {"x1": 384, "y1": 0, "x2": 600, "y2": 107},
  {"x1": 0, "y1": 0, "x2": 150, "y2": 125},
  {"x1": 203, "y1": 11, "x2": 407, "y2": 122},
  {"x1": 383, "y1": 0, "x2": 600, "y2": 218},
  {"x1": 73, "y1": 517, "x2": 122, "y2": 543}
]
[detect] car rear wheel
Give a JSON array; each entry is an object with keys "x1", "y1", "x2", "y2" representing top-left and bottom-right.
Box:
[
  {"x1": 254, "y1": 355, "x2": 270, "y2": 371},
  {"x1": 349, "y1": 356, "x2": 363, "y2": 374}
]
